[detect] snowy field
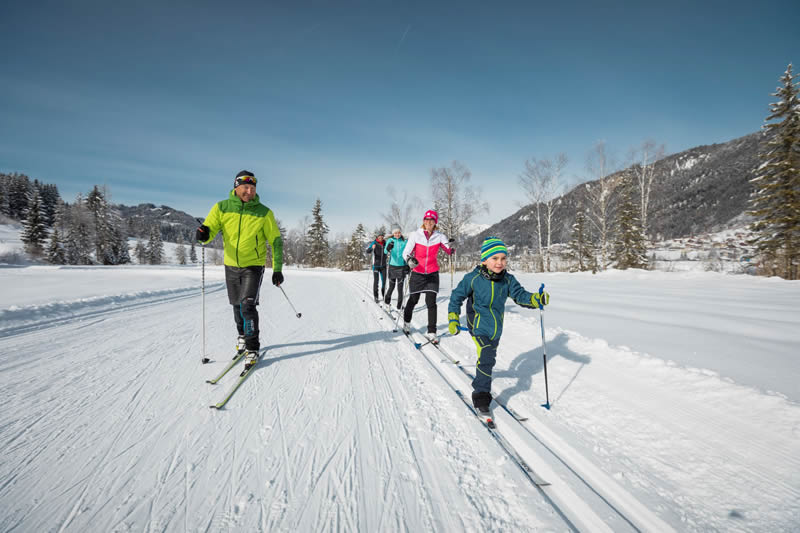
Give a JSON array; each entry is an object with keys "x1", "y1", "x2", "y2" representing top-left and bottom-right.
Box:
[
  {"x1": 0, "y1": 264, "x2": 799, "y2": 532},
  {"x1": 0, "y1": 260, "x2": 800, "y2": 532}
]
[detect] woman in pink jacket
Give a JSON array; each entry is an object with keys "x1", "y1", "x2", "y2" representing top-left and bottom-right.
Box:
[{"x1": 401, "y1": 209, "x2": 454, "y2": 344}]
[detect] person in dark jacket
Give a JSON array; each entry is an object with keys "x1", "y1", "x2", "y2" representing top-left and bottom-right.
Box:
[
  {"x1": 383, "y1": 228, "x2": 408, "y2": 309},
  {"x1": 366, "y1": 234, "x2": 388, "y2": 303},
  {"x1": 447, "y1": 237, "x2": 549, "y2": 415}
]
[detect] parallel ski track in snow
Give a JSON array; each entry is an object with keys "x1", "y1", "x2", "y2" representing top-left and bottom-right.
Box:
[
  {"x1": 352, "y1": 278, "x2": 674, "y2": 533},
  {"x1": 0, "y1": 283, "x2": 227, "y2": 339}
]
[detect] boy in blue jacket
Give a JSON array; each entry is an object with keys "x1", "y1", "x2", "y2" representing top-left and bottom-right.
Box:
[{"x1": 447, "y1": 237, "x2": 549, "y2": 415}]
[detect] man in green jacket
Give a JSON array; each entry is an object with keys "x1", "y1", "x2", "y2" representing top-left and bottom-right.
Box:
[{"x1": 196, "y1": 170, "x2": 283, "y2": 370}]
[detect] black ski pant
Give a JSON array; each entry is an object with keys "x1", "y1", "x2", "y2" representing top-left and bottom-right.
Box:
[
  {"x1": 403, "y1": 271, "x2": 439, "y2": 333},
  {"x1": 384, "y1": 265, "x2": 407, "y2": 308},
  {"x1": 372, "y1": 266, "x2": 386, "y2": 300},
  {"x1": 384, "y1": 278, "x2": 404, "y2": 308},
  {"x1": 225, "y1": 265, "x2": 265, "y2": 351}
]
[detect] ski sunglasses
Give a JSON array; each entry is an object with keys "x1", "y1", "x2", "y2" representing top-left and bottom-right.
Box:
[{"x1": 235, "y1": 175, "x2": 257, "y2": 187}]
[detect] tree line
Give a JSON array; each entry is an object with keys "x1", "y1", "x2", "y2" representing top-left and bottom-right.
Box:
[{"x1": 4, "y1": 65, "x2": 795, "y2": 277}]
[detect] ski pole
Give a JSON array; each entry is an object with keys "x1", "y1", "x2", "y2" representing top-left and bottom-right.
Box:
[
  {"x1": 393, "y1": 269, "x2": 412, "y2": 332},
  {"x1": 195, "y1": 218, "x2": 210, "y2": 364},
  {"x1": 279, "y1": 285, "x2": 302, "y2": 318},
  {"x1": 201, "y1": 243, "x2": 209, "y2": 364},
  {"x1": 413, "y1": 326, "x2": 468, "y2": 349},
  {"x1": 538, "y1": 283, "x2": 550, "y2": 409},
  {"x1": 363, "y1": 251, "x2": 373, "y2": 302}
]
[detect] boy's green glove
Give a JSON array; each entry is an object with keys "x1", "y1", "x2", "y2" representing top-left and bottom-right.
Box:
[
  {"x1": 531, "y1": 291, "x2": 550, "y2": 309},
  {"x1": 448, "y1": 312, "x2": 460, "y2": 335}
]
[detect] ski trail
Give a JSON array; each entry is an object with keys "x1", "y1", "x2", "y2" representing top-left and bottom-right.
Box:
[
  {"x1": 492, "y1": 322, "x2": 800, "y2": 531},
  {"x1": 0, "y1": 271, "x2": 568, "y2": 531}
]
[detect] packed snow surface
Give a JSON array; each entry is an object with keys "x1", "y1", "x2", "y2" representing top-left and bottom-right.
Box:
[{"x1": 0, "y1": 265, "x2": 798, "y2": 532}]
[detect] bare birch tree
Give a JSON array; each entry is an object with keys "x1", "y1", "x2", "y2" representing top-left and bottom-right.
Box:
[
  {"x1": 584, "y1": 141, "x2": 620, "y2": 270},
  {"x1": 381, "y1": 187, "x2": 420, "y2": 235},
  {"x1": 628, "y1": 140, "x2": 665, "y2": 238},
  {"x1": 518, "y1": 153, "x2": 567, "y2": 272},
  {"x1": 430, "y1": 161, "x2": 488, "y2": 286}
]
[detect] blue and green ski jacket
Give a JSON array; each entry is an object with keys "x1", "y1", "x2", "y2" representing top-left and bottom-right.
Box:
[{"x1": 448, "y1": 265, "x2": 537, "y2": 340}]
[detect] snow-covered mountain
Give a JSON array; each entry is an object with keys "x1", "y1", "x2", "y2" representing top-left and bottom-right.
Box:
[
  {"x1": 467, "y1": 132, "x2": 762, "y2": 251},
  {"x1": 1, "y1": 265, "x2": 798, "y2": 531}
]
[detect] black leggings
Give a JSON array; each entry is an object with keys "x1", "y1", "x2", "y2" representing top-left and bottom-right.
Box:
[
  {"x1": 403, "y1": 291, "x2": 437, "y2": 333},
  {"x1": 384, "y1": 278, "x2": 405, "y2": 307},
  {"x1": 372, "y1": 268, "x2": 386, "y2": 298}
]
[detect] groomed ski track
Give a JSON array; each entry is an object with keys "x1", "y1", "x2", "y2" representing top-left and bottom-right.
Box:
[
  {"x1": 0, "y1": 270, "x2": 568, "y2": 531},
  {"x1": 359, "y1": 280, "x2": 673, "y2": 533},
  {"x1": 1, "y1": 268, "x2": 798, "y2": 531}
]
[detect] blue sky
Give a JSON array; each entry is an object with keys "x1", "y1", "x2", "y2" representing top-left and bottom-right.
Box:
[{"x1": 1, "y1": 1, "x2": 798, "y2": 236}]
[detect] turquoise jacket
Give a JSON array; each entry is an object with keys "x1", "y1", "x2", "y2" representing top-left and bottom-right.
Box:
[
  {"x1": 448, "y1": 265, "x2": 537, "y2": 340},
  {"x1": 384, "y1": 237, "x2": 407, "y2": 267}
]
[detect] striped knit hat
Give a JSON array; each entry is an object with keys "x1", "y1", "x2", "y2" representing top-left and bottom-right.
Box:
[{"x1": 480, "y1": 237, "x2": 508, "y2": 261}]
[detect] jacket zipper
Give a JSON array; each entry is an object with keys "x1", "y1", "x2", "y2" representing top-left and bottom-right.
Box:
[
  {"x1": 489, "y1": 281, "x2": 498, "y2": 339},
  {"x1": 235, "y1": 202, "x2": 244, "y2": 266}
]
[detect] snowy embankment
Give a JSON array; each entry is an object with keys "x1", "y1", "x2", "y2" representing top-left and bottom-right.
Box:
[{"x1": 0, "y1": 266, "x2": 798, "y2": 532}]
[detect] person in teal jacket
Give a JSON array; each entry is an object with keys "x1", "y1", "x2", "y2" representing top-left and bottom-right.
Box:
[
  {"x1": 383, "y1": 228, "x2": 408, "y2": 309},
  {"x1": 447, "y1": 237, "x2": 549, "y2": 414}
]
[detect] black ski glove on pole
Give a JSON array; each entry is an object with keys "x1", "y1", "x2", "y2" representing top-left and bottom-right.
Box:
[
  {"x1": 272, "y1": 271, "x2": 284, "y2": 286},
  {"x1": 196, "y1": 225, "x2": 210, "y2": 242}
]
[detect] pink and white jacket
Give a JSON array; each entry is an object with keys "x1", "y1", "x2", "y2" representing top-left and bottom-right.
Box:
[{"x1": 402, "y1": 227, "x2": 454, "y2": 274}]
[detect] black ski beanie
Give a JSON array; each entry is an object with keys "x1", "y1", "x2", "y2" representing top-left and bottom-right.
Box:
[{"x1": 234, "y1": 170, "x2": 257, "y2": 188}]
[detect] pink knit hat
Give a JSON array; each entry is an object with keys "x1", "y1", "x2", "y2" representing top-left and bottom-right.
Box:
[{"x1": 423, "y1": 209, "x2": 438, "y2": 224}]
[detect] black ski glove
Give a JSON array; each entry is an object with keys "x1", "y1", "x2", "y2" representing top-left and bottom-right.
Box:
[
  {"x1": 196, "y1": 224, "x2": 210, "y2": 242},
  {"x1": 386, "y1": 241, "x2": 394, "y2": 251},
  {"x1": 407, "y1": 257, "x2": 419, "y2": 269},
  {"x1": 272, "y1": 271, "x2": 284, "y2": 286}
]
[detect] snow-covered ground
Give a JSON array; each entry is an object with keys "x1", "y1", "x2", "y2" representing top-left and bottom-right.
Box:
[{"x1": 0, "y1": 264, "x2": 798, "y2": 532}]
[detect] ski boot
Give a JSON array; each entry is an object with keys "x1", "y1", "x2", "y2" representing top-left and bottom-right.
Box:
[
  {"x1": 241, "y1": 350, "x2": 260, "y2": 374},
  {"x1": 402, "y1": 321, "x2": 411, "y2": 334},
  {"x1": 477, "y1": 405, "x2": 495, "y2": 428},
  {"x1": 235, "y1": 335, "x2": 247, "y2": 357},
  {"x1": 473, "y1": 392, "x2": 495, "y2": 428},
  {"x1": 424, "y1": 332, "x2": 439, "y2": 345}
]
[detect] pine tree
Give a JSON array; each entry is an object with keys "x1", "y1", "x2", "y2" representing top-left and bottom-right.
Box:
[
  {"x1": 147, "y1": 225, "x2": 164, "y2": 264},
  {"x1": 305, "y1": 199, "x2": 330, "y2": 267},
  {"x1": 21, "y1": 188, "x2": 48, "y2": 256},
  {"x1": 749, "y1": 64, "x2": 800, "y2": 279},
  {"x1": 86, "y1": 185, "x2": 109, "y2": 262},
  {"x1": 108, "y1": 223, "x2": 131, "y2": 265},
  {"x1": 65, "y1": 220, "x2": 93, "y2": 265},
  {"x1": 189, "y1": 240, "x2": 198, "y2": 263},
  {"x1": 0, "y1": 174, "x2": 9, "y2": 217},
  {"x1": 342, "y1": 223, "x2": 368, "y2": 271},
  {"x1": 613, "y1": 173, "x2": 649, "y2": 270},
  {"x1": 46, "y1": 227, "x2": 67, "y2": 264},
  {"x1": 176, "y1": 234, "x2": 187, "y2": 265},
  {"x1": 7, "y1": 173, "x2": 32, "y2": 221},
  {"x1": 39, "y1": 183, "x2": 61, "y2": 227},
  {"x1": 565, "y1": 207, "x2": 596, "y2": 272},
  {"x1": 134, "y1": 241, "x2": 148, "y2": 264}
]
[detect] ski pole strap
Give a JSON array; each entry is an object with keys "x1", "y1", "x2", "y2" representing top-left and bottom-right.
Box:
[{"x1": 538, "y1": 283, "x2": 545, "y2": 310}]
